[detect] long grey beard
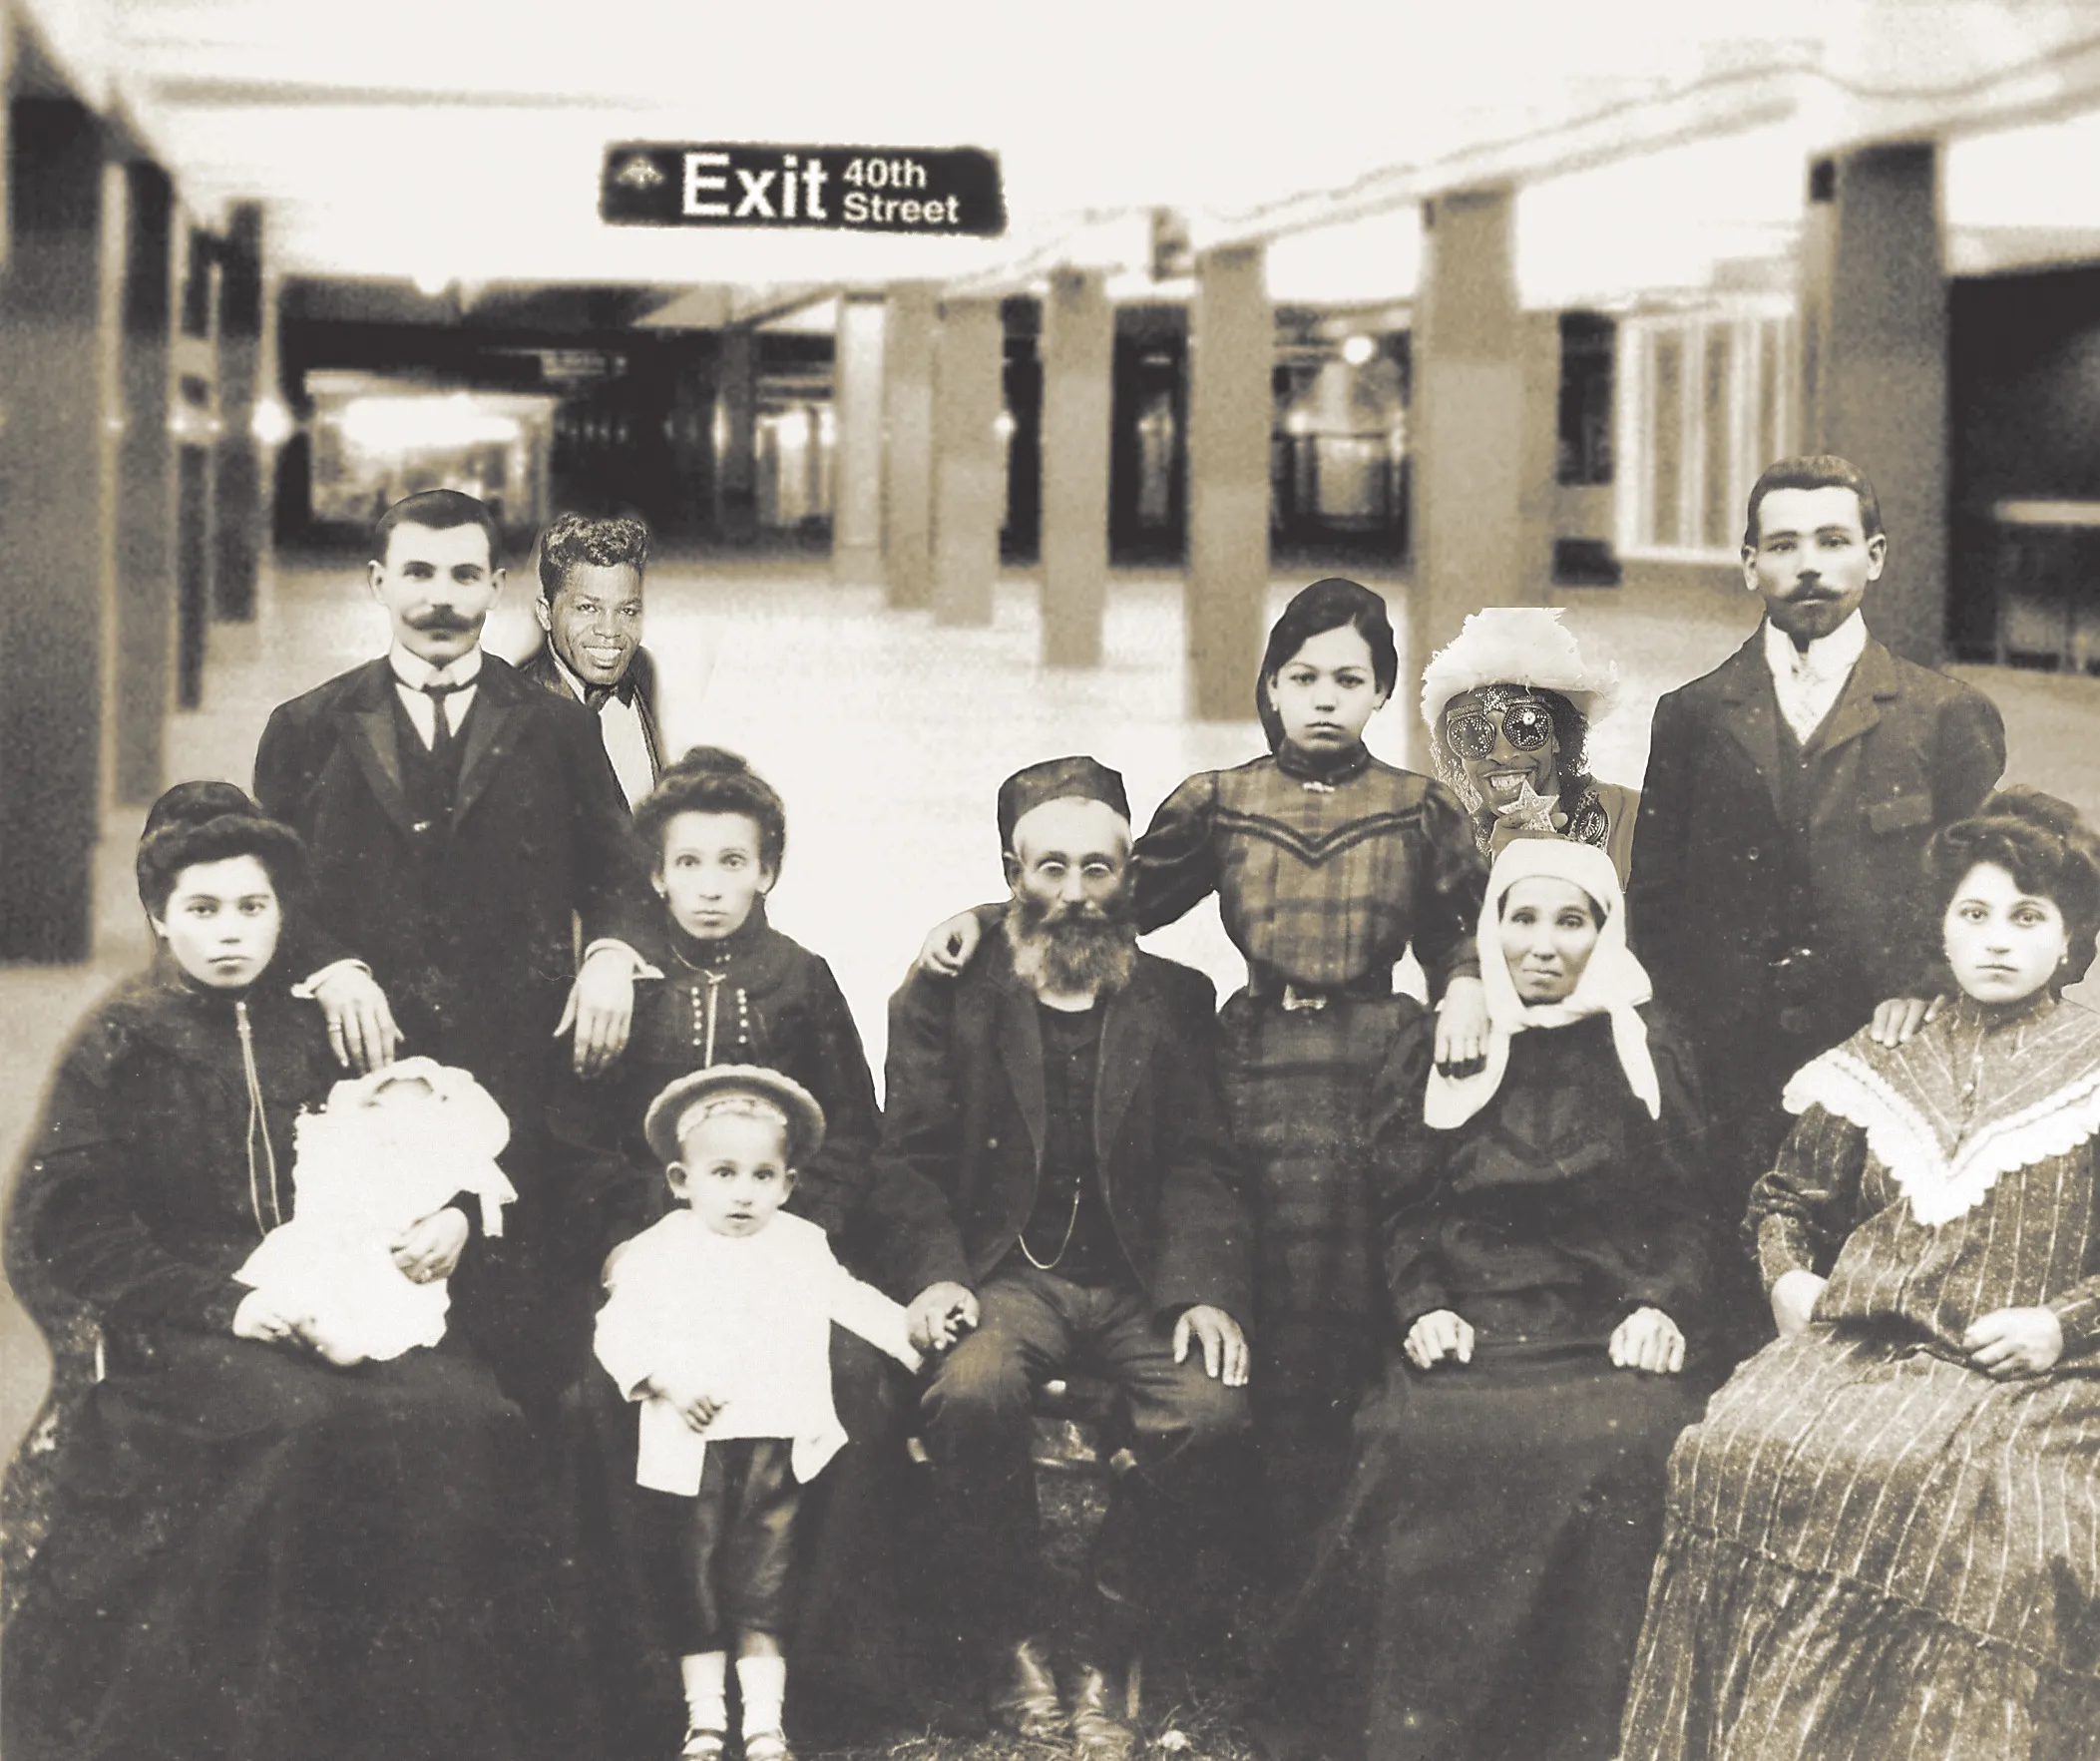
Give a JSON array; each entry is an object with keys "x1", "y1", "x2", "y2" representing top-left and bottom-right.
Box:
[{"x1": 1005, "y1": 908, "x2": 1136, "y2": 996}]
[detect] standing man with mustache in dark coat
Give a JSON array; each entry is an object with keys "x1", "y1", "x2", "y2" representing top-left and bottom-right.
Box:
[
  {"x1": 1626, "y1": 455, "x2": 2004, "y2": 1351},
  {"x1": 253, "y1": 489, "x2": 659, "y2": 1421}
]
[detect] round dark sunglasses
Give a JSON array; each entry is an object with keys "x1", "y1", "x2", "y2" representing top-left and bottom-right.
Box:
[{"x1": 1443, "y1": 700, "x2": 1555, "y2": 760}]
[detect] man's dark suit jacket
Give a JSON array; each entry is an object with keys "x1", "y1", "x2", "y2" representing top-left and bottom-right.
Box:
[
  {"x1": 1627, "y1": 627, "x2": 2005, "y2": 1076},
  {"x1": 517, "y1": 641, "x2": 663, "y2": 787},
  {"x1": 869, "y1": 935, "x2": 1252, "y2": 1323},
  {"x1": 252, "y1": 652, "x2": 657, "y2": 1136}
]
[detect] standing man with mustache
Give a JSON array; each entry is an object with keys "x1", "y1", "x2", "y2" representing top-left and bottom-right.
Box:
[
  {"x1": 519, "y1": 511, "x2": 662, "y2": 808},
  {"x1": 1626, "y1": 455, "x2": 2004, "y2": 1350},
  {"x1": 253, "y1": 489, "x2": 657, "y2": 1418}
]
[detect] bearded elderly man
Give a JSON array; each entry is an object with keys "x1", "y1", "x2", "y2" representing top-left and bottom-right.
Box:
[
  {"x1": 519, "y1": 510, "x2": 663, "y2": 808},
  {"x1": 866, "y1": 757, "x2": 1252, "y2": 1761}
]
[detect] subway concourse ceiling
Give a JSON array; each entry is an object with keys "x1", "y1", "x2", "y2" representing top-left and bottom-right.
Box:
[{"x1": 46, "y1": 0, "x2": 2100, "y2": 302}]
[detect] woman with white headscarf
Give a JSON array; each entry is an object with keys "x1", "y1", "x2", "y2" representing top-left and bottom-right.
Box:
[{"x1": 1262, "y1": 837, "x2": 1713, "y2": 1761}]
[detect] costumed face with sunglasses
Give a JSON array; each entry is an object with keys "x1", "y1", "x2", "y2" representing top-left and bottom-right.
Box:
[{"x1": 1441, "y1": 686, "x2": 1564, "y2": 831}]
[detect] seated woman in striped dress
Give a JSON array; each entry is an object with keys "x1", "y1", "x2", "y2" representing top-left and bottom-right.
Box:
[{"x1": 1620, "y1": 787, "x2": 2100, "y2": 1761}]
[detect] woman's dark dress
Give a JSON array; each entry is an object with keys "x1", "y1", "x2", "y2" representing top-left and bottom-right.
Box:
[
  {"x1": 1, "y1": 970, "x2": 553, "y2": 1761},
  {"x1": 1272, "y1": 1005, "x2": 1712, "y2": 1761},
  {"x1": 1130, "y1": 742, "x2": 1486, "y2": 1548}
]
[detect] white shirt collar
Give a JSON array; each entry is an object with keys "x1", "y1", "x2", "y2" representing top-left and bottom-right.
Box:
[
  {"x1": 546, "y1": 647, "x2": 594, "y2": 703},
  {"x1": 1762, "y1": 608, "x2": 1867, "y2": 681},
  {"x1": 388, "y1": 644, "x2": 484, "y2": 691}
]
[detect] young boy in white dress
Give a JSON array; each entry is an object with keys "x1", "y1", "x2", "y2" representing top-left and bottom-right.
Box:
[{"x1": 593, "y1": 1066, "x2": 921, "y2": 1761}]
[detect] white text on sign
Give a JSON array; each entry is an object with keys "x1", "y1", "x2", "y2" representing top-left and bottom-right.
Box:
[{"x1": 682, "y1": 154, "x2": 961, "y2": 228}]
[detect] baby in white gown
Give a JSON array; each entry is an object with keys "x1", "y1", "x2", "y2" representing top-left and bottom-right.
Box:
[{"x1": 236, "y1": 1057, "x2": 516, "y2": 1363}]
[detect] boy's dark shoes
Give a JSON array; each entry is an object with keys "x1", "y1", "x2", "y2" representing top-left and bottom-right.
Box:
[
  {"x1": 989, "y1": 1635, "x2": 1067, "y2": 1740},
  {"x1": 678, "y1": 1727, "x2": 725, "y2": 1761},
  {"x1": 1067, "y1": 1664, "x2": 1137, "y2": 1761},
  {"x1": 741, "y1": 1730, "x2": 794, "y2": 1761}
]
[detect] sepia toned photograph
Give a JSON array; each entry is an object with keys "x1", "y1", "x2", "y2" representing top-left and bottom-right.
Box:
[{"x1": 4, "y1": 3, "x2": 2100, "y2": 1757}]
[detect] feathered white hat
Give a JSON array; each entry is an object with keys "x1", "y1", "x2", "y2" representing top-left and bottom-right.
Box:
[{"x1": 1419, "y1": 607, "x2": 1620, "y2": 734}]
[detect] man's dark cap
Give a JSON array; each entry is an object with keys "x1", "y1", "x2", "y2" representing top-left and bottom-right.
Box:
[{"x1": 997, "y1": 756, "x2": 1131, "y2": 850}]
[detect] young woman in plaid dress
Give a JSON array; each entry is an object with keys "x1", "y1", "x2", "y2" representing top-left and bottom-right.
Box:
[{"x1": 918, "y1": 580, "x2": 1488, "y2": 1568}]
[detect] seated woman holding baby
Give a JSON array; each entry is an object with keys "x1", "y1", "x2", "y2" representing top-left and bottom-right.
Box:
[{"x1": 2, "y1": 784, "x2": 556, "y2": 1761}]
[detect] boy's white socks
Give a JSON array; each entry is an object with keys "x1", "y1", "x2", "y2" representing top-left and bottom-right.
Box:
[
  {"x1": 680, "y1": 1651, "x2": 728, "y2": 1732},
  {"x1": 736, "y1": 1654, "x2": 788, "y2": 1739}
]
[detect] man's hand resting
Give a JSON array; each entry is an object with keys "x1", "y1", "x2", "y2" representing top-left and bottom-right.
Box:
[
  {"x1": 907, "y1": 1281, "x2": 980, "y2": 1354},
  {"x1": 557, "y1": 947, "x2": 638, "y2": 1077},
  {"x1": 1173, "y1": 1305, "x2": 1249, "y2": 1387},
  {"x1": 311, "y1": 966, "x2": 401, "y2": 1074}
]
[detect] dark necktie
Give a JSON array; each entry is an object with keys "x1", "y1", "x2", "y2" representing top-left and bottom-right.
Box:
[{"x1": 421, "y1": 679, "x2": 467, "y2": 766}]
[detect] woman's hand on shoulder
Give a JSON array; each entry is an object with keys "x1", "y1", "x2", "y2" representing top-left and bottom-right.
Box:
[
  {"x1": 1434, "y1": 977, "x2": 1488, "y2": 1077},
  {"x1": 1405, "y1": 1308, "x2": 1473, "y2": 1370},
  {"x1": 1963, "y1": 1306, "x2": 2064, "y2": 1379},
  {"x1": 915, "y1": 911, "x2": 983, "y2": 980},
  {"x1": 1610, "y1": 1306, "x2": 1686, "y2": 1375},
  {"x1": 1770, "y1": 1269, "x2": 1828, "y2": 1338}
]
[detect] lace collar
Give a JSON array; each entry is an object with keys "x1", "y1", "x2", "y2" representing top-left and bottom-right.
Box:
[{"x1": 1782, "y1": 993, "x2": 2100, "y2": 1225}]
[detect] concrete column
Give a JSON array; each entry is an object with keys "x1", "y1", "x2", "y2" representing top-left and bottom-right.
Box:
[
  {"x1": 211, "y1": 201, "x2": 263, "y2": 622},
  {"x1": 1039, "y1": 267, "x2": 1114, "y2": 667},
  {"x1": 0, "y1": 15, "x2": 11, "y2": 276},
  {"x1": 715, "y1": 326, "x2": 759, "y2": 543},
  {"x1": 1798, "y1": 143, "x2": 1946, "y2": 665},
  {"x1": 171, "y1": 220, "x2": 219, "y2": 713},
  {"x1": 881, "y1": 280, "x2": 937, "y2": 609},
  {"x1": 114, "y1": 161, "x2": 176, "y2": 805},
  {"x1": 930, "y1": 294, "x2": 1005, "y2": 627},
  {"x1": 1410, "y1": 187, "x2": 1530, "y2": 769},
  {"x1": 0, "y1": 101, "x2": 117, "y2": 960},
  {"x1": 1185, "y1": 243, "x2": 1271, "y2": 720},
  {"x1": 832, "y1": 292, "x2": 886, "y2": 587}
]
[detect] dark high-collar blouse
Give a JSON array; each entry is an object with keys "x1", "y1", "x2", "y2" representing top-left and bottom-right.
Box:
[
  {"x1": 6, "y1": 966, "x2": 336, "y2": 1339},
  {"x1": 550, "y1": 901, "x2": 881, "y2": 1247}
]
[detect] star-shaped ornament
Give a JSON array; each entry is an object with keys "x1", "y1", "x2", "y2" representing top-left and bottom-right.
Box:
[{"x1": 1493, "y1": 779, "x2": 1562, "y2": 835}]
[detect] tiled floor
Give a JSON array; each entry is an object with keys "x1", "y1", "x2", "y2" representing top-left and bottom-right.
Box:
[{"x1": 5, "y1": 548, "x2": 2099, "y2": 1465}]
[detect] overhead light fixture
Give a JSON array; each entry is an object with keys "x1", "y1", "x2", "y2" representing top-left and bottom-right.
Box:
[
  {"x1": 1341, "y1": 333, "x2": 1376, "y2": 366},
  {"x1": 251, "y1": 398, "x2": 295, "y2": 447}
]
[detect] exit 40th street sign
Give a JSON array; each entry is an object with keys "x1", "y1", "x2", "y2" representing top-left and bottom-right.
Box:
[{"x1": 602, "y1": 144, "x2": 1006, "y2": 236}]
